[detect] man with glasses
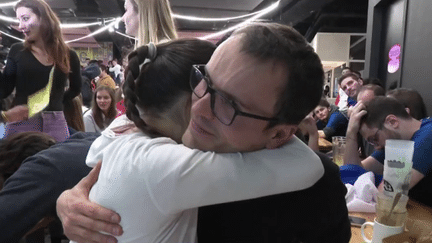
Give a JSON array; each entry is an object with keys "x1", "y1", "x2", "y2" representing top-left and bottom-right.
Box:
[
  {"x1": 344, "y1": 96, "x2": 432, "y2": 207},
  {"x1": 56, "y1": 23, "x2": 351, "y2": 242}
]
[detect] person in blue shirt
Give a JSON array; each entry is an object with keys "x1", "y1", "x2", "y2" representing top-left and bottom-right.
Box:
[
  {"x1": 315, "y1": 99, "x2": 348, "y2": 141},
  {"x1": 338, "y1": 72, "x2": 364, "y2": 108},
  {"x1": 345, "y1": 96, "x2": 432, "y2": 207}
]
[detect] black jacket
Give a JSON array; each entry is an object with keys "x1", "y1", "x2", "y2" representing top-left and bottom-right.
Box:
[{"x1": 197, "y1": 152, "x2": 351, "y2": 243}]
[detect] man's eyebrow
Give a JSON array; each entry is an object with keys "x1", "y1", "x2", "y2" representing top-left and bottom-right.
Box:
[
  {"x1": 204, "y1": 66, "x2": 250, "y2": 109},
  {"x1": 204, "y1": 65, "x2": 235, "y2": 101}
]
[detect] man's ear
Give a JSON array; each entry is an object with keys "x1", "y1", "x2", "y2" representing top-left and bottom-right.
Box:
[
  {"x1": 265, "y1": 124, "x2": 297, "y2": 149},
  {"x1": 384, "y1": 114, "x2": 399, "y2": 129},
  {"x1": 358, "y1": 79, "x2": 363, "y2": 86}
]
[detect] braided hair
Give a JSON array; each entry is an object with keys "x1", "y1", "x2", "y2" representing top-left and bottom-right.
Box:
[{"x1": 123, "y1": 38, "x2": 216, "y2": 137}]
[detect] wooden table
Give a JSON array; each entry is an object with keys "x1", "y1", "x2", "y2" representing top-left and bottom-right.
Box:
[
  {"x1": 318, "y1": 137, "x2": 332, "y2": 152},
  {"x1": 349, "y1": 200, "x2": 432, "y2": 243}
]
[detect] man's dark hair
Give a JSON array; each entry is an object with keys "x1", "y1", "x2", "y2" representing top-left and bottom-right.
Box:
[
  {"x1": 386, "y1": 88, "x2": 428, "y2": 120},
  {"x1": 0, "y1": 132, "x2": 56, "y2": 186},
  {"x1": 338, "y1": 72, "x2": 361, "y2": 86},
  {"x1": 88, "y1": 59, "x2": 99, "y2": 65},
  {"x1": 362, "y1": 77, "x2": 384, "y2": 88},
  {"x1": 99, "y1": 64, "x2": 108, "y2": 73},
  {"x1": 361, "y1": 96, "x2": 411, "y2": 129},
  {"x1": 358, "y1": 84, "x2": 385, "y2": 97},
  {"x1": 232, "y1": 23, "x2": 324, "y2": 126},
  {"x1": 317, "y1": 98, "x2": 330, "y2": 108}
]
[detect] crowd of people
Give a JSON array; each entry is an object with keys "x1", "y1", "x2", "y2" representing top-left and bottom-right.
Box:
[{"x1": 0, "y1": 0, "x2": 431, "y2": 242}]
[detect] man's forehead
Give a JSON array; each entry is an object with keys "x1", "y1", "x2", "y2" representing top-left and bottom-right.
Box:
[{"x1": 341, "y1": 77, "x2": 357, "y2": 85}]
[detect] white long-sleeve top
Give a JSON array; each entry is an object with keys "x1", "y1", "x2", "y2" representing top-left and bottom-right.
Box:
[{"x1": 82, "y1": 116, "x2": 324, "y2": 243}]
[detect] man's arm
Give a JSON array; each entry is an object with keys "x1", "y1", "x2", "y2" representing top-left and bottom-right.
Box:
[
  {"x1": 344, "y1": 102, "x2": 384, "y2": 175},
  {"x1": 343, "y1": 102, "x2": 365, "y2": 166},
  {"x1": 56, "y1": 162, "x2": 123, "y2": 243}
]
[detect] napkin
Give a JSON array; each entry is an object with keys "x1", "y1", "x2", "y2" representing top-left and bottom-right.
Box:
[{"x1": 345, "y1": 171, "x2": 379, "y2": 212}]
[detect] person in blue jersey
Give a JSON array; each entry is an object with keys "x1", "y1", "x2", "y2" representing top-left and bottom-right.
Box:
[
  {"x1": 315, "y1": 99, "x2": 348, "y2": 141},
  {"x1": 338, "y1": 72, "x2": 363, "y2": 108},
  {"x1": 345, "y1": 96, "x2": 432, "y2": 207}
]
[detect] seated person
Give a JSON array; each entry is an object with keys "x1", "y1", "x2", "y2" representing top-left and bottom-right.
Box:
[
  {"x1": 357, "y1": 84, "x2": 385, "y2": 104},
  {"x1": 0, "y1": 131, "x2": 60, "y2": 242},
  {"x1": 81, "y1": 62, "x2": 101, "y2": 108},
  {"x1": 339, "y1": 72, "x2": 364, "y2": 108},
  {"x1": 297, "y1": 112, "x2": 319, "y2": 151},
  {"x1": 387, "y1": 88, "x2": 428, "y2": 120},
  {"x1": 0, "y1": 132, "x2": 55, "y2": 189},
  {"x1": 353, "y1": 84, "x2": 386, "y2": 157},
  {"x1": 0, "y1": 131, "x2": 98, "y2": 242},
  {"x1": 345, "y1": 96, "x2": 432, "y2": 207},
  {"x1": 97, "y1": 64, "x2": 117, "y2": 89},
  {"x1": 83, "y1": 86, "x2": 118, "y2": 133},
  {"x1": 315, "y1": 99, "x2": 348, "y2": 141}
]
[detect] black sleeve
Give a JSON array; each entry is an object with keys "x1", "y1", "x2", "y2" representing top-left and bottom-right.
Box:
[
  {"x1": 197, "y1": 152, "x2": 351, "y2": 243},
  {"x1": 0, "y1": 43, "x2": 20, "y2": 99},
  {"x1": 0, "y1": 133, "x2": 95, "y2": 242},
  {"x1": 63, "y1": 50, "x2": 82, "y2": 102}
]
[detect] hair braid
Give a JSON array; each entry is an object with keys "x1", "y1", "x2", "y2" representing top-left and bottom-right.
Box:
[{"x1": 123, "y1": 46, "x2": 160, "y2": 137}]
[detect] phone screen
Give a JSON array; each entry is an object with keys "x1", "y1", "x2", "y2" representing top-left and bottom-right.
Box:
[{"x1": 349, "y1": 216, "x2": 366, "y2": 227}]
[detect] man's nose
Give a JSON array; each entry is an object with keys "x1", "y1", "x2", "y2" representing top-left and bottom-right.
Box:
[
  {"x1": 18, "y1": 22, "x2": 24, "y2": 30},
  {"x1": 191, "y1": 93, "x2": 214, "y2": 121}
]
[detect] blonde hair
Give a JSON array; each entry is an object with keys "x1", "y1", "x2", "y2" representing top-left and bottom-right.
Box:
[
  {"x1": 15, "y1": 0, "x2": 70, "y2": 73},
  {"x1": 131, "y1": 0, "x2": 177, "y2": 46}
]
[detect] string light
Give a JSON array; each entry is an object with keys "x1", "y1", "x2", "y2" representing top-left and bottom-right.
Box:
[
  {"x1": 61, "y1": 18, "x2": 116, "y2": 28},
  {"x1": 115, "y1": 31, "x2": 138, "y2": 41},
  {"x1": 0, "y1": 29, "x2": 23, "y2": 42},
  {"x1": 0, "y1": 0, "x2": 280, "y2": 44},
  {"x1": 200, "y1": 0, "x2": 280, "y2": 40},
  {"x1": 172, "y1": 5, "x2": 275, "y2": 22},
  {"x1": 0, "y1": 14, "x2": 18, "y2": 24},
  {"x1": 65, "y1": 18, "x2": 121, "y2": 43},
  {"x1": 0, "y1": 1, "x2": 18, "y2": 8},
  {"x1": 0, "y1": 12, "x2": 116, "y2": 28}
]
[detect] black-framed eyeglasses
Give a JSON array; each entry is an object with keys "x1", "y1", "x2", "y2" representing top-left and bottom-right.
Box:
[
  {"x1": 189, "y1": 64, "x2": 279, "y2": 126},
  {"x1": 366, "y1": 125, "x2": 382, "y2": 146}
]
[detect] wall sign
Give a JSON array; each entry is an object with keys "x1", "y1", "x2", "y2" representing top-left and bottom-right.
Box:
[{"x1": 388, "y1": 44, "x2": 401, "y2": 74}]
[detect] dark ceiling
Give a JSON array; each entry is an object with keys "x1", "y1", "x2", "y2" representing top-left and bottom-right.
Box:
[{"x1": 0, "y1": 0, "x2": 368, "y2": 49}]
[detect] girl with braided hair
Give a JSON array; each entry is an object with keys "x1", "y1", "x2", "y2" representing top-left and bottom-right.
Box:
[{"x1": 67, "y1": 39, "x2": 324, "y2": 243}]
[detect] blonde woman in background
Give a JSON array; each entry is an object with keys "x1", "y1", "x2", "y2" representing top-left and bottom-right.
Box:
[
  {"x1": 122, "y1": 0, "x2": 177, "y2": 46},
  {"x1": 115, "y1": 0, "x2": 178, "y2": 116}
]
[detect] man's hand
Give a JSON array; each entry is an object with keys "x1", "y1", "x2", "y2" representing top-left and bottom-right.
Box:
[
  {"x1": 344, "y1": 102, "x2": 367, "y2": 166},
  {"x1": 298, "y1": 113, "x2": 319, "y2": 151},
  {"x1": 298, "y1": 113, "x2": 318, "y2": 136},
  {"x1": 4, "y1": 105, "x2": 29, "y2": 122},
  {"x1": 346, "y1": 102, "x2": 367, "y2": 136},
  {"x1": 56, "y1": 161, "x2": 123, "y2": 243}
]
